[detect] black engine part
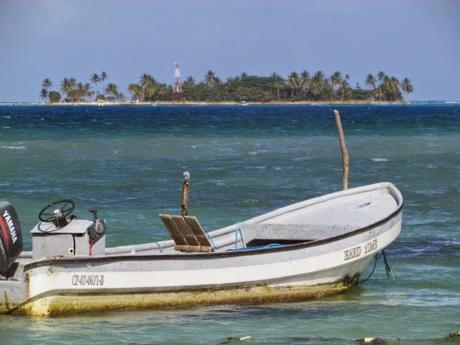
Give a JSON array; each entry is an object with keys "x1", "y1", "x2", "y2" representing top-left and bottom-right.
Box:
[{"x1": 0, "y1": 201, "x2": 23, "y2": 276}]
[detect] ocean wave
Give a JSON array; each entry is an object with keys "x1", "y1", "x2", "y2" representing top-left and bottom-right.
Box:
[
  {"x1": 0, "y1": 145, "x2": 26, "y2": 150},
  {"x1": 389, "y1": 237, "x2": 460, "y2": 259},
  {"x1": 371, "y1": 158, "x2": 388, "y2": 162}
]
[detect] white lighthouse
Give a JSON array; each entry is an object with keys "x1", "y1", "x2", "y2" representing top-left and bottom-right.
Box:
[{"x1": 173, "y1": 62, "x2": 183, "y2": 100}]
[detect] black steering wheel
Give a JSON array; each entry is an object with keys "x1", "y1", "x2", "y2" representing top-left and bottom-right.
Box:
[{"x1": 38, "y1": 199, "x2": 75, "y2": 223}]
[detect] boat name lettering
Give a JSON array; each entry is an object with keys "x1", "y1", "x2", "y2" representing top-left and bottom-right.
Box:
[
  {"x1": 344, "y1": 246, "x2": 361, "y2": 261},
  {"x1": 72, "y1": 274, "x2": 104, "y2": 286},
  {"x1": 364, "y1": 239, "x2": 378, "y2": 254}
]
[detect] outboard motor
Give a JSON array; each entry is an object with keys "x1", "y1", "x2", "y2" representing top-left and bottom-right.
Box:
[{"x1": 0, "y1": 201, "x2": 23, "y2": 276}]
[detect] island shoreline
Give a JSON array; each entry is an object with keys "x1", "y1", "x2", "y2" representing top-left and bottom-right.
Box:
[{"x1": 4, "y1": 100, "x2": 415, "y2": 106}]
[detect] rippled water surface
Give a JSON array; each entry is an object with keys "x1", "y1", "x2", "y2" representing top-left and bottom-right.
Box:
[{"x1": 0, "y1": 104, "x2": 459, "y2": 344}]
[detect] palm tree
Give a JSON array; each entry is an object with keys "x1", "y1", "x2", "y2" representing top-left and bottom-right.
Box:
[
  {"x1": 105, "y1": 83, "x2": 122, "y2": 102},
  {"x1": 389, "y1": 76, "x2": 402, "y2": 101},
  {"x1": 83, "y1": 83, "x2": 93, "y2": 100},
  {"x1": 338, "y1": 74, "x2": 351, "y2": 101},
  {"x1": 365, "y1": 74, "x2": 376, "y2": 90},
  {"x1": 90, "y1": 73, "x2": 100, "y2": 85},
  {"x1": 287, "y1": 72, "x2": 300, "y2": 100},
  {"x1": 379, "y1": 76, "x2": 402, "y2": 101},
  {"x1": 365, "y1": 74, "x2": 376, "y2": 100},
  {"x1": 330, "y1": 71, "x2": 343, "y2": 100},
  {"x1": 183, "y1": 76, "x2": 196, "y2": 87},
  {"x1": 205, "y1": 70, "x2": 219, "y2": 87},
  {"x1": 42, "y1": 78, "x2": 52, "y2": 90},
  {"x1": 100, "y1": 72, "x2": 108, "y2": 82},
  {"x1": 400, "y1": 78, "x2": 413, "y2": 99},
  {"x1": 140, "y1": 73, "x2": 155, "y2": 87},
  {"x1": 40, "y1": 79, "x2": 53, "y2": 103},
  {"x1": 300, "y1": 70, "x2": 310, "y2": 100},
  {"x1": 40, "y1": 79, "x2": 52, "y2": 102},
  {"x1": 90, "y1": 73, "x2": 100, "y2": 99},
  {"x1": 271, "y1": 73, "x2": 285, "y2": 101},
  {"x1": 61, "y1": 77, "x2": 77, "y2": 102},
  {"x1": 77, "y1": 83, "x2": 85, "y2": 101},
  {"x1": 374, "y1": 72, "x2": 386, "y2": 101},
  {"x1": 40, "y1": 88, "x2": 48, "y2": 102},
  {"x1": 139, "y1": 73, "x2": 157, "y2": 101},
  {"x1": 310, "y1": 71, "x2": 328, "y2": 101},
  {"x1": 128, "y1": 83, "x2": 142, "y2": 102}
]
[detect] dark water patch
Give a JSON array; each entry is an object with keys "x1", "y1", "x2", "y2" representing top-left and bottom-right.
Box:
[
  {"x1": 388, "y1": 237, "x2": 460, "y2": 259},
  {"x1": 2, "y1": 105, "x2": 460, "y2": 139}
]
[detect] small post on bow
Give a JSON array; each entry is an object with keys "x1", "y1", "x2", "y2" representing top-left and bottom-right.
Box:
[{"x1": 333, "y1": 109, "x2": 349, "y2": 190}]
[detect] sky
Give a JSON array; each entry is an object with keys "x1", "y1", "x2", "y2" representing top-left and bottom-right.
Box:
[{"x1": 0, "y1": 0, "x2": 459, "y2": 102}]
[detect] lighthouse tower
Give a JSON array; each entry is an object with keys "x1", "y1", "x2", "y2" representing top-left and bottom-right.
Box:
[{"x1": 173, "y1": 63, "x2": 183, "y2": 100}]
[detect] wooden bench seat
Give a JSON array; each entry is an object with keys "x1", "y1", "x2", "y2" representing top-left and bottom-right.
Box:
[{"x1": 160, "y1": 214, "x2": 213, "y2": 252}]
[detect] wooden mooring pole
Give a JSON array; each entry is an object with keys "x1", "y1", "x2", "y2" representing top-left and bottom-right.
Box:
[{"x1": 333, "y1": 109, "x2": 349, "y2": 190}]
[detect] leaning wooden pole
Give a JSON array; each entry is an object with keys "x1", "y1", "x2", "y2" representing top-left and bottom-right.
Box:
[{"x1": 333, "y1": 109, "x2": 349, "y2": 190}]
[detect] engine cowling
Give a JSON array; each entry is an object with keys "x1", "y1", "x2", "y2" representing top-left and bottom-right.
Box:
[{"x1": 0, "y1": 201, "x2": 23, "y2": 276}]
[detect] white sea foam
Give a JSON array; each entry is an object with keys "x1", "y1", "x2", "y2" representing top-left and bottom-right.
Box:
[
  {"x1": 3, "y1": 116, "x2": 11, "y2": 119},
  {"x1": 2, "y1": 126, "x2": 10, "y2": 129},
  {"x1": 371, "y1": 158, "x2": 388, "y2": 162},
  {"x1": 1, "y1": 145, "x2": 26, "y2": 150}
]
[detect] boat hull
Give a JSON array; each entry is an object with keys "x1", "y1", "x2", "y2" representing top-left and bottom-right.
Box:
[
  {"x1": 19, "y1": 282, "x2": 351, "y2": 316},
  {"x1": 12, "y1": 210, "x2": 401, "y2": 316}
]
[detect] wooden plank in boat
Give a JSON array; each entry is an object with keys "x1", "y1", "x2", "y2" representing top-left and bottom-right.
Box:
[
  {"x1": 159, "y1": 214, "x2": 189, "y2": 251},
  {"x1": 171, "y1": 215, "x2": 202, "y2": 251},
  {"x1": 184, "y1": 216, "x2": 213, "y2": 252}
]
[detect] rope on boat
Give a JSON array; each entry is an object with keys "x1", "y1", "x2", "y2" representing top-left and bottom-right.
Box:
[
  {"x1": 235, "y1": 223, "x2": 245, "y2": 249},
  {"x1": 382, "y1": 250, "x2": 395, "y2": 280},
  {"x1": 359, "y1": 250, "x2": 395, "y2": 284},
  {"x1": 154, "y1": 241, "x2": 164, "y2": 253}
]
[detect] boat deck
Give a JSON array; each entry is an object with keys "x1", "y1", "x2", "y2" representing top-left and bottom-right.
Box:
[{"x1": 16, "y1": 182, "x2": 402, "y2": 259}]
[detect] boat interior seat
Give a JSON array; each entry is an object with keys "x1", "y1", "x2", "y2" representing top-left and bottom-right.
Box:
[
  {"x1": 160, "y1": 214, "x2": 213, "y2": 252},
  {"x1": 242, "y1": 223, "x2": 360, "y2": 244}
]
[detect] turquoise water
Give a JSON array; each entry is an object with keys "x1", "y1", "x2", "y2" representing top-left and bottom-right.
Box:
[{"x1": 0, "y1": 105, "x2": 459, "y2": 344}]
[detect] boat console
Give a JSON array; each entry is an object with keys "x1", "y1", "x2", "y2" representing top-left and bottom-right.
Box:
[
  {"x1": 0, "y1": 199, "x2": 107, "y2": 278},
  {"x1": 31, "y1": 200, "x2": 107, "y2": 260}
]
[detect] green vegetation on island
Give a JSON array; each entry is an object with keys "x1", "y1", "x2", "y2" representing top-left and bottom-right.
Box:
[{"x1": 40, "y1": 70, "x2": 413, "y2": 104}]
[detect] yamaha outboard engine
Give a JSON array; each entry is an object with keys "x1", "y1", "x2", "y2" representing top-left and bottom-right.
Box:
[{"x1": 0, "y1": 201, "x2": 23, "y2": 276}]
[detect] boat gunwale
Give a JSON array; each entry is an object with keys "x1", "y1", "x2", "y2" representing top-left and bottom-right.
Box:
[{"x1": 23, "y1": 201, "x2": 403, "y2": 272}]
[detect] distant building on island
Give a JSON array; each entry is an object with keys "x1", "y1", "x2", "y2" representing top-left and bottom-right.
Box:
[{"x1": 173, "y1": 63, "x2": 183, "y2": 100}]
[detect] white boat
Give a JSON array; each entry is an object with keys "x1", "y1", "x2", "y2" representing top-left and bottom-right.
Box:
[{"x1": 0, "y1": 182, "x2": 403, "y2": 316}]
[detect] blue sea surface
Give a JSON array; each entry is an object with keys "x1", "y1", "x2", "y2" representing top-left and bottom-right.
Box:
[{"x1": 0, "y1": 104, "x2": 459, "y2": 344}]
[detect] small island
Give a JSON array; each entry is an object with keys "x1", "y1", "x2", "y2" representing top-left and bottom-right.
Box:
[{"x1": 39, "y1": 70, "x2": 413, "y2": 105}]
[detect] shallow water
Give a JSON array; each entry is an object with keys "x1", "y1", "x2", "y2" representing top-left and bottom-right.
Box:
[{"x1": 0, "y1": 104, "x2": 459, "y2": 344}]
